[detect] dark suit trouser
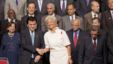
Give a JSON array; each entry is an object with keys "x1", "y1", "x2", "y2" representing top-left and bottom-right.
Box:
[{"x1": 108, "y1": 63, "x2": 113, "y2": 64}]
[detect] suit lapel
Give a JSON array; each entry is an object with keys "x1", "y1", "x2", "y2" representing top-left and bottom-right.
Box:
[
  {"x1": 108, "y1": 11, "x2": 113, "y2": 22},
  {"x1": 34, "y1": 31, "x2": 38, "y2": 48},
  {"x1": 26, "y1": 29, "x2": 32, "y2": 45},
  {"x1": 58, "y1": 0, "x2": 62, "y2": 12},
  {"x1": 96, "y1": 36, "x2": 101, "y2": 53},
  {"x1": 88, "y1": 12, "x2": 93, "y2": 24},
  {"x1": 36, "y1": 0, "x2": 40, "y2": 12},
  {"x1": 77, "y1": 30, "x2": 81, "y2": 47},
  {"x1": 70, "y1": 30, "x2": 75, "y2": 48},
  {"x1": 88, "y1": 37, "x2": 95, "y2": 52},
  {"x1": 41, "y1": 0, "x2": 45, "y2": 12}
]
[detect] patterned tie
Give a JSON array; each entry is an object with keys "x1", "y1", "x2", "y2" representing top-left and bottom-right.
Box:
[
  {"x1": 16, "y1": 0, "x2": 18, "y2": 5},
  {"x1": 73, "y1": 32, "x2": 77, "y2": 47}
]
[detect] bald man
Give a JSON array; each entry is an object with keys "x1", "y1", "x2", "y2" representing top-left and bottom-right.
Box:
[
  {"x1": 84, "y1": 0, "x2": 101, "y2": 31},
  {"x1": 67, "y1": 18, "x2": 87, "y2": 64},
  {"x1": 41, "y1": 3, "x2": 63, "y2": 32}
]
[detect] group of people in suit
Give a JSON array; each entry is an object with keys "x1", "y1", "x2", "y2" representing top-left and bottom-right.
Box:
[{"x1": 0, "y1": 0, "x2": 113, "y2": 64}]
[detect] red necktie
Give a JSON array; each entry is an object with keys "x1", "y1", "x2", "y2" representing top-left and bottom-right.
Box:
[
  {"x1": 0, "y1": 59, "x2": 9, "y2": 64},
  {"x1": 73, "y1": 32, "x2": 77, "y2": 47}
]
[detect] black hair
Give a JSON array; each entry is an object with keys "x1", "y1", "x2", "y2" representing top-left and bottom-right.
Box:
[
  {"x1": 27, "y1": 2, "x2": 36, "y2": 8},
  {"x1": 26, "y1": 17, "x2": 37, "y2": 24}
]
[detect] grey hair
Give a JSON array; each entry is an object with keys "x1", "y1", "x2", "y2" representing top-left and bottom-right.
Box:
[
  {"x1": 71, "y1": 17, "x2": 81, "y2": 23},
  {"x1": 45, "y1": 15, "x2": 57, "y2": 23},
  {"x1": 47, "y1": 3, "x2": 55, "y2": 10}
]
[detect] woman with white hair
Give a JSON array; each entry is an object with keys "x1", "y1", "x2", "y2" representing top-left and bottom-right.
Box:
[{"x1": 36, "y1": 15, "x2": 72, "y2": 64}]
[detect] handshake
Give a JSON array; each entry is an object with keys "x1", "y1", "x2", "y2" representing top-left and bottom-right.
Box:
[
  {"x1": 36, "y1": 48, "x2": 45, "y2": 55},
  {"x1": 34, "y1": 48, "x2": 45, "y2": 63}
]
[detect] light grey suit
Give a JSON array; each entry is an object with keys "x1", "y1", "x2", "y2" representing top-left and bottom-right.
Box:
[
  {"x1": 4, "y1": 0, "x2": 27, "y2": 20},
  {"x1": 41, "y1": 14, "x2": 63, "y2": 32},
  {"x1": 84, "y1": 12, "x2": 101, "y2": 31},
  {"x1": 62, "y1": 15, "x2": 84, "y2": 31},
  {"x1": 27, "y1": 0, "x2": 53, "y2": 15}
]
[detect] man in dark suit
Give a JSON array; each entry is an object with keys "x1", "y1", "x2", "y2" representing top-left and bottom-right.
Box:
[
  {"x1": 0, "y1": 0, "x2": 5, "y2": 20},
  {"x1": 101, "y1": 0, "x2": 113, "y2": 32},
  {"x1": 53, "y1": 0, "x2": 73, "y2": 16},
  {"x1": 100, "y1": 0, "x2": 108, "y2": 12},
  {"x1": 84, "y1": 1, "x2": 101, "y2": 31},
  {"x1": 41, "y1": 3, "x2": 63, "y2": 32},
  {"x1": 19, "y1": 17, "x2": 44, "y2": 64},
  {"x1": 1, "y1": 9, "x2": 20, "y2": 34},
  {"x1": 21, "y1": 2, "x2": 41, "y2": 31},
  {"x1": 76, "y1": 0, "x2": 92, "y2": 16},
  {"x1": 27, "y1": 0, "x2": 53, "y2": 15},
  {"x1": 67, "y1": 18, "x2": 87, "y2": 64},
  {"x1": 78, "y1": 18, "x2": 107, "y2": 64},
  {"x1": 107, "y1": 30, "x2": 113, "y2": 64}
]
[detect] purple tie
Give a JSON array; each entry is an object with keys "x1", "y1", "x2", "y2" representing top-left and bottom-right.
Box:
[
  {"x1": 16, "y1": 0, "x2": 18, "y2": 5},
  {"x1": 86, "y1": 0, "x2": 90, "y2": 6},
  {"x1": 62, "y1": 0, "x2": 65, "y2": 12}
]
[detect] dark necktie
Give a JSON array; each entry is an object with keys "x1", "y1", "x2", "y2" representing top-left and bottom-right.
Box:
[
  {"x1": 62, "y1": 0, "x2": 65, "y2": 12},
  {"x1": 93, "y1": 39, "x2": 96, "y2": 51},
  {"x1": 16, "y1": 0, "x2": 18, "y2": 5},
  {"x1": 73, "y1": 32, "x2": 77, "y2": 47}
]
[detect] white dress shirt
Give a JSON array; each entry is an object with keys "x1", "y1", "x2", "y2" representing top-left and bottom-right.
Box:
[
  {"x1": 110, "y1": 10, "x2": 113, "y2": 19},
  {"x1": 69, "y1": 14, "x2": 76, "y2": 21},
  {"x1": 91, "y1": 11, "x2": 99, "y2": 18},
  {"x1": 8, "y1": 18, "x2": 16, "y2": 23}
]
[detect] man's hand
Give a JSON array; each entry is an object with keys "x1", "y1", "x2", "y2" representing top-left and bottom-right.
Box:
[
  {"x1": 34, "y1": 55, "x2": 41, "y2": 63},
  {"x1": 36, "y1": 48, "x2": 44, "y2": 55}
]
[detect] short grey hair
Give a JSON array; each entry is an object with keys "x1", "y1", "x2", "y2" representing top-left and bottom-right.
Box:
[
  {"x1": 45, "y1": 15, "x2": 57, "y2": 23},
  {"x1": 47, "y1": 3, "x2": 55, "y2": 11},
  {"x1": 71, "y1": 17, "x2": 81, "y2": 23}
]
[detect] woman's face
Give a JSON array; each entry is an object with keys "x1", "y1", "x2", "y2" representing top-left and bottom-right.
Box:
[
  {"x1": 46, "y1": 19, "x2": 57, "y2": 30},
  {"x1": 7, "y1": 24, "x2": 16, "y2": 33}
]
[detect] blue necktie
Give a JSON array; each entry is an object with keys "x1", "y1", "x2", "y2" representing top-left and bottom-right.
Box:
[
  {"x1": 31, "y1": 31, "x2": 35, "y2": 58},
  {"x1": 16, "y1": 0, "x2": 18, "y2": 5},
  {"x1": 31, "y1": 32, "x2": 35, "y2": 46}
]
